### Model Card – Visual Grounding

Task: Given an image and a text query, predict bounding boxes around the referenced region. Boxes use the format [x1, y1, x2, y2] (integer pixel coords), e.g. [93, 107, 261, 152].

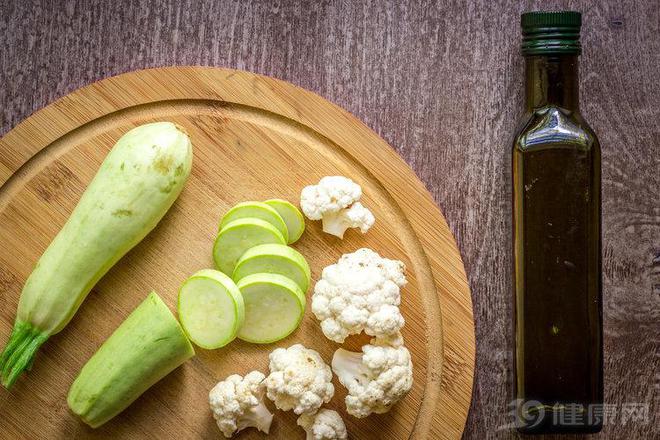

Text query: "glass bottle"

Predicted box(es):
[512, 11, 603, 434]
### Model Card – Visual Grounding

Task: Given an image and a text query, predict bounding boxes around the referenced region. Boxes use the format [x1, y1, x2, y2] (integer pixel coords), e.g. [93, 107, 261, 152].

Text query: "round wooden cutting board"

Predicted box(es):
[0, 67, 474, 439]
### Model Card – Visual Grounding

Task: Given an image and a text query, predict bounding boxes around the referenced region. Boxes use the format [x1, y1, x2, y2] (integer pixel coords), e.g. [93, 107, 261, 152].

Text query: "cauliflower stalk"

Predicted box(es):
[312, 248, 407, 343]
[209, 371, 274, 438]
[265, 344, 335, 415]
[297, 409, 348, 440]
[332, 333, 413, 418]
[300, 176, 375, 238]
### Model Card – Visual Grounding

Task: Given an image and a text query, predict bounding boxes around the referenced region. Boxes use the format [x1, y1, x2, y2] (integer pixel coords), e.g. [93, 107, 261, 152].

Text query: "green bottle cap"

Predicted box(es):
[521, 11, 581, 55]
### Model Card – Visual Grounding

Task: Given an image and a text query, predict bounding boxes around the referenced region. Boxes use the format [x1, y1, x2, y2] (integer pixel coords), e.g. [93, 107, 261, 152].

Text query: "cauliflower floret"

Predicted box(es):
[265, 344, 335, 415]
[331, 334, 413, 418]
[300, 176, 374, 238]
[209, 371, 273, 438]
[312, 248, 407, 342]
[300, 176, 361, 220]
[297, 409, 348, 440]
[321, 202, 375, 238]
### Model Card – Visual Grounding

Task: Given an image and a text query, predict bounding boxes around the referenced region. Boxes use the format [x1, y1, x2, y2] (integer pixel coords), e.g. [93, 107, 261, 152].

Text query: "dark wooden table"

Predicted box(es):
[1, 1, 658, 439]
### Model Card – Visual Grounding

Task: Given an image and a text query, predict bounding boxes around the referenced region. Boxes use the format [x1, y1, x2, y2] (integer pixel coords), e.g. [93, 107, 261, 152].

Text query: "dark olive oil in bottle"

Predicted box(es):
[513, 12, 602, 433]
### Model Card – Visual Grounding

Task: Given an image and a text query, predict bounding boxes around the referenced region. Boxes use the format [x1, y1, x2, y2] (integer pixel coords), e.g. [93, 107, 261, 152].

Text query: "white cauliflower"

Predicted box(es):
[208, 371, 273, 438]
[312, 248, 407, 343]
[265, 344, 335, 415]
[300, 176, 375, 238]
[320, 202, 375, 238]
[297, 409, 348, 440]
[332, 333, 413, 418]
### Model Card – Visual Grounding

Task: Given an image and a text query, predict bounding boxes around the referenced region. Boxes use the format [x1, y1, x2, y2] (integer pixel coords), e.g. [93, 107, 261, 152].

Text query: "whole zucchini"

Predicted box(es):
[0, 122, 193, 387]
[68, 291, 195, 427]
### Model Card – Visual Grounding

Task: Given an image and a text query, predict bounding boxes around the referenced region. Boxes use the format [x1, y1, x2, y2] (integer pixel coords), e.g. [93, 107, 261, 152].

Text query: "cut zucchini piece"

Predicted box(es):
[237, 273, 305, 344]
[220, 201, 289, 243]
[67, 292, 195, 428]
[233, 244, 311, 292]
[213, 218, 286, 275]
[177, 269, 245, 349]
[264, 199, 305, 244]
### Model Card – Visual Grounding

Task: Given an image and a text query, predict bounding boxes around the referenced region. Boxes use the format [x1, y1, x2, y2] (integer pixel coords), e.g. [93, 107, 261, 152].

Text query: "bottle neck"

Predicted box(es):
[525, 55, 579, 112]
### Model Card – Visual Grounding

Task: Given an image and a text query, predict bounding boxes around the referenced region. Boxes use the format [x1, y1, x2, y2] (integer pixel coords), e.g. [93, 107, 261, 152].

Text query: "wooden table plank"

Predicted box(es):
[1, 1, 658, 438]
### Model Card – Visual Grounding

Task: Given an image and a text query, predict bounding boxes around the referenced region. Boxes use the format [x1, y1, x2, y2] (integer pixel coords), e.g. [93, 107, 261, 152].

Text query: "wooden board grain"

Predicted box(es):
[0, 67, 474, 439]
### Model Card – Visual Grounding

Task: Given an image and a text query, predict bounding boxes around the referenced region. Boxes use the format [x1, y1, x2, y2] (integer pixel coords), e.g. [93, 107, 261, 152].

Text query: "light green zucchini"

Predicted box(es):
[213, 218, 286, 275]
[264, 199, 305, 243]
[219, 201, 289, 243]
[232, 243, 311, 292]
[67, 291, 195, 428]
[177, 269, 245, 349]
[0, 122, 193, 388]
[236, 273, 306, 344]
